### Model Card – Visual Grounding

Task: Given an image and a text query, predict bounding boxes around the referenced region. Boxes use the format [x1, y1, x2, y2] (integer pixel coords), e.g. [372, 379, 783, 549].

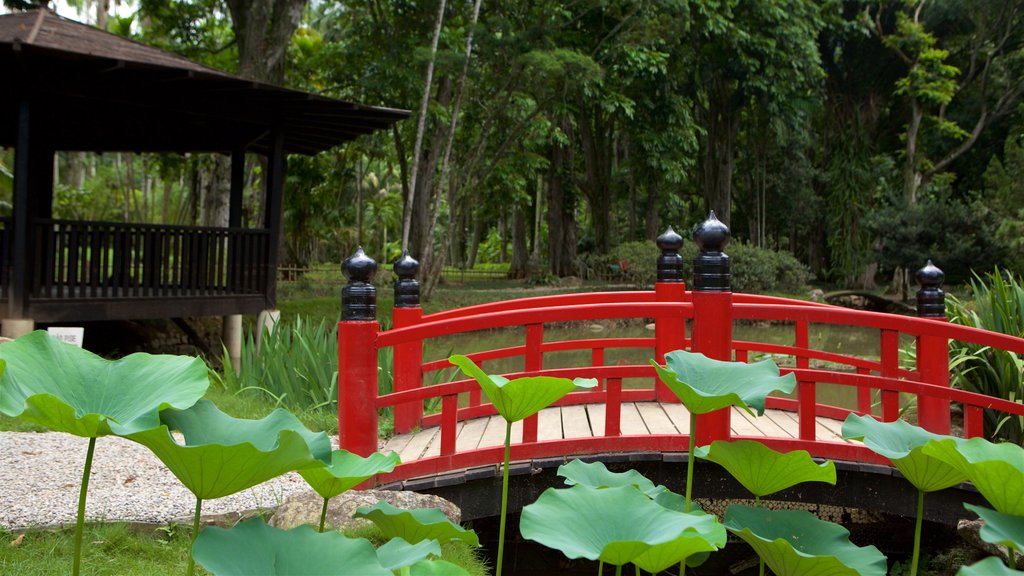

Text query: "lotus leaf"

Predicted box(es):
[651, 350, 796, 415]
[0, 330, 209, 436]
[557, 459, 666, 498]
[409, 559, 470, 575]
[354, 501, 480, 546]
[923, 438, 1024, 515]
[122, 399, 332, 500]
[375, 537, 441, 571]
[520, 484, 723, 567]
[299, 449, 400, 499]
[449, 354, 596, 422]
[957, 557, 1024, 575]
[724, 504, 888, 576]
[841, 414, 965, 492]
[694, 440, 836, 498]
[191, 517, 390, 575]
[631, 508, 727, 573]
[964, 503, 1024, 555]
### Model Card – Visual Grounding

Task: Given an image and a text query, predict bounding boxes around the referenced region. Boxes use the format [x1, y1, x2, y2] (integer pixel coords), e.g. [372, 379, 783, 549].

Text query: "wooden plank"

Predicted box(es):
[620, 403, 649, 435]
[392, 427, 437, 462]
[661, 403, 692, 434]
[383, 431, 413, 455]
[760, 409, 797, 438]
[729, 407, 765, 437]
[586, 403, 606, 436]
[773, 410, 840, 442]
[636, 402, 678, 435]
[477, 416, 507, 449]
[537, 407, 563, 442]
[814, 415, 849, 442]
[562, 404, 594, 438]
[422, 422, 462, 458]
[456, 416, 489, 452]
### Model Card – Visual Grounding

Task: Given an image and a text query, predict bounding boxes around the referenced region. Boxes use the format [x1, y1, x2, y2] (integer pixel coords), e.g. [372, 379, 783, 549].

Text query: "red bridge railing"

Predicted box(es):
[336, 221, 1024, 485]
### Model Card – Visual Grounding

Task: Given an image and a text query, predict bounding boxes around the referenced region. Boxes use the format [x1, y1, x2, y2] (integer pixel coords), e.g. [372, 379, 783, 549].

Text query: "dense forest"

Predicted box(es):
[2, 0, 1023, 296]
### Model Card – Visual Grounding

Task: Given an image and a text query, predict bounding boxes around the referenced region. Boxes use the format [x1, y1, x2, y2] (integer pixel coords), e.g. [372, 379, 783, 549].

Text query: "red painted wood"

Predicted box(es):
[856, 367, 873, 415]
[391, 306, 423, 434]
[916, 318, 951, 433]
[655, 282, 687, 401]
[796, 321, 815, 441]
[965, 406, 984, 438]
[605, 377, 622, 436]
[419, 338, 654, 373]
[591, 347, 605, 390]
[337, 320, 379, 457]
[441, 395, 458, 455]
[522, 324, 543, 443]
[691, 291, 732, 443]
[424, 291, 657, 322]
[880, 330, 900, 421]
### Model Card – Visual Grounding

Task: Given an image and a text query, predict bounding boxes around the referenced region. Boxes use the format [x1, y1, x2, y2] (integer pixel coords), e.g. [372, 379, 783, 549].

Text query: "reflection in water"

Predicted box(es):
[419, 321, 889, 410]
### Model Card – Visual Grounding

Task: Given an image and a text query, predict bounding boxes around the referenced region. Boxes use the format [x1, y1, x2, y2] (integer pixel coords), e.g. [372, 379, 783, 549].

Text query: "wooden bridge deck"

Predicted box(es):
[383, 402, 851, 464]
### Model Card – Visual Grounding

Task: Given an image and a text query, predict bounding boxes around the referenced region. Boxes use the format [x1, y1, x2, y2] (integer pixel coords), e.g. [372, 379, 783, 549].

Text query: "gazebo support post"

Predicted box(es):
[221, 146, 247, 370]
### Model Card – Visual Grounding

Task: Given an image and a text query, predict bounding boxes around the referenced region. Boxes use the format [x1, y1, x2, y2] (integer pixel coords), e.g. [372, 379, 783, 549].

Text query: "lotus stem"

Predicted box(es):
[496, 420, 512, 576]
[614, 564, 622, 576]
[910, 490, 924, 576]
[598, 560, 603, 575]
[72, 437, 97, 576]
[686, 411, 696, 512]
[188, 497, 203, 576]
[319, 496, 329, 533]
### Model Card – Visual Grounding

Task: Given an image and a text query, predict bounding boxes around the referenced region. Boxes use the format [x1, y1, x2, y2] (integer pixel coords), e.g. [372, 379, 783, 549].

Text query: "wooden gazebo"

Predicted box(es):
[0, 9, 407, 337]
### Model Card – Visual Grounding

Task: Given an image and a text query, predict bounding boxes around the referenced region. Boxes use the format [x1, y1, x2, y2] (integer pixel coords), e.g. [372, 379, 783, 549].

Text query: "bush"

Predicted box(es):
[948, 269, 1024, 444]
[591, 240, 810, 293]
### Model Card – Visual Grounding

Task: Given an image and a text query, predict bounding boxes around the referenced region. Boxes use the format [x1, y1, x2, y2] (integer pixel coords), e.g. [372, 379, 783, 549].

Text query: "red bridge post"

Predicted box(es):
[338, 247, 380, 457]
[915, 261, 950, 434]
[392, 251, 423, 434]
[690, 212, 732, 444]
[655, 227, 687, 402]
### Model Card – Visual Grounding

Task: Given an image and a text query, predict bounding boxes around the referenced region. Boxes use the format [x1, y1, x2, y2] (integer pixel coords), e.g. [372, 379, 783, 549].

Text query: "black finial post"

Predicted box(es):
[692, 211, 731, 292]
[916, 260, 945, 318]
[656, 227, 685, 282]
[341, 247, 377, 320]
[393, 250, 421, 308]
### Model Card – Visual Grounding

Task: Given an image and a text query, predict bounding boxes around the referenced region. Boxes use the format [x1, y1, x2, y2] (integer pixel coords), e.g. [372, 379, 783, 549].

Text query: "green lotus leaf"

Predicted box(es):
[694, 440, 837, 498]
[923, 438, 1024, 515]
[299, 450, 400, 499]
[354, 501, 480, 547]
[964, 503, 1024, 555]
[375, 537, 441, 571]
[957, 557, 1024, 576]
[121, 399, 331, 500]
[842, 414, 965, 492]
[651, 350, 796, 415]
[557, 459, 666, 498]
[409, 559, 470, 576]
[191, 517, 389, 575]
[449, 354, 597, 422]
[724, 504, 888, 576]
[632, 507, 727, 573]
[520, 484, 723, 567]
[0, 330, 208, 437]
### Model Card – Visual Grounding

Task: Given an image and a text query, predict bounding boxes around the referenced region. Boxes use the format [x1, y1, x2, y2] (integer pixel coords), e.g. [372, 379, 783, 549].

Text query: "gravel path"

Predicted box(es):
[0, 431, 327, 530]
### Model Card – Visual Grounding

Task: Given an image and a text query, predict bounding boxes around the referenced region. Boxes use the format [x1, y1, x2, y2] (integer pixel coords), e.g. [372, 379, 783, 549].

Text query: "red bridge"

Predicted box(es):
[334, 221, 1024, 524]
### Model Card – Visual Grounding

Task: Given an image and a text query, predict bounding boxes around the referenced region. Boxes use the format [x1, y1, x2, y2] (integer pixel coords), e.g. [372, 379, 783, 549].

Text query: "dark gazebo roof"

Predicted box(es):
[0, 9, 408, 155]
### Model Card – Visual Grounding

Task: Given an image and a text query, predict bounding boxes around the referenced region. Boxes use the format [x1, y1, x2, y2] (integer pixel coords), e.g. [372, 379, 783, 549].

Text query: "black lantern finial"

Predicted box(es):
[341, 247, 377, 320]
[393, 250, 421, 308]
[916, 260, 945, 318]
[692, 211, 731, 292]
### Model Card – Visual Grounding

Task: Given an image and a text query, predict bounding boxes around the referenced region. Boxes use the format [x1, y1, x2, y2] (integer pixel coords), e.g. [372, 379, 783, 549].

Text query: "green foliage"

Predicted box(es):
[652, 350, 797, 416]
[923, 438, 1024, 515]
[963, 503, 1024, 557]
[121, 399, 331, 501]
[724, 504, 888, 576]
[220, 317, 339, 416]
[191, 518, 390, 575]
[557, 459, 665, 497]
[694, 440, 836, 498]
[957, 557, 1024, 575]
[298, 450, 400, 500]
[519, 484, 725, 569]
[947, 270, 1024, 443]
[353, 501, 480, 547]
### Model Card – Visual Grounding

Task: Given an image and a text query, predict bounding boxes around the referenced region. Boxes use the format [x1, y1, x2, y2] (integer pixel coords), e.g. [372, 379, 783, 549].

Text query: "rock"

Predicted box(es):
[958, 518, 1024, 565]
[645, 323, 656, 331]
[269, 489, 461, 531]
[559, 276, 582, 288]
[588, 324, 605, 332]
[809, 289, 824, 302]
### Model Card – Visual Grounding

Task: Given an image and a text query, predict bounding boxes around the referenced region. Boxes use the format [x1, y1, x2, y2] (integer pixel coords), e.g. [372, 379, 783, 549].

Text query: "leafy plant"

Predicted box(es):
[520, 484, 725, 575]
[922, 437, 1024, 515]
[957, 557, 1024, 575]
[963, 503, 1024, 570]
[947, 269, 1024, 444]
[694, 440, 836, 501]
[842, 414, 967, 576]
[724, 504, 888, 576]
[449, 354, 596, 576]
[120, 399, 332, 576]
[192, 517, 391, 575]
[298, 449, 400, 531]
[651, 350, 797, 510]
[0, 331, 209, 576]
[354, 501, 480, 547]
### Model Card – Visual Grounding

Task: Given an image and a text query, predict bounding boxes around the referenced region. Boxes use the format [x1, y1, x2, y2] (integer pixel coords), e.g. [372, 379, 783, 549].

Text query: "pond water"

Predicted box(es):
[419, 320, 907, 411]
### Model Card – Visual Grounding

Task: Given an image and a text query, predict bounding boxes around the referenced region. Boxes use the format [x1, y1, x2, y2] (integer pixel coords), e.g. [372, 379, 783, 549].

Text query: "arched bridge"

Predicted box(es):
[334, 225, 1024, 525]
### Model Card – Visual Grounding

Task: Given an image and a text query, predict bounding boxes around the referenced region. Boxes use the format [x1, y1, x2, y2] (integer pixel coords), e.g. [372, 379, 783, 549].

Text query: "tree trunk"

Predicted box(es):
[547, 135, 577, 276]
[701, 78, 739, 225]
[644, 182, 660, 241]
[509, 201, 529, 279]
[577, 99, 613, 253]
[903, 99, 923, 203]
